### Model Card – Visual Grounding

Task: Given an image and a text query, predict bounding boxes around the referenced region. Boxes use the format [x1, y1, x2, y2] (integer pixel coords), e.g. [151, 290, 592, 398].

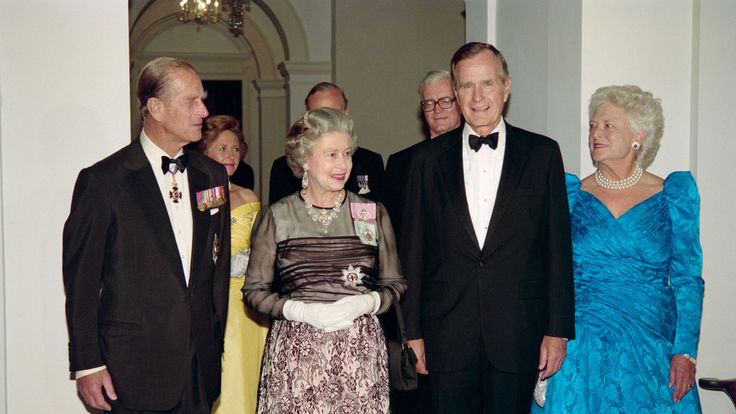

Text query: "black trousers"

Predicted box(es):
[429, 339, 537, 414]
[390, 374, 433, 413]
[106, 353, 210, 414]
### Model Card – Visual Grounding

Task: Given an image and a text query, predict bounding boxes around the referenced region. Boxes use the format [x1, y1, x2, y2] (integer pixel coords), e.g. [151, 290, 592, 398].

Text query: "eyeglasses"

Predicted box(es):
[421, 96, 456, 112]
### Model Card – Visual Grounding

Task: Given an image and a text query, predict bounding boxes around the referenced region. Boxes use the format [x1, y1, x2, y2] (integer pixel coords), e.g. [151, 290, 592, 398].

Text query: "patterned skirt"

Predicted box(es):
[256, 315, 390, 414]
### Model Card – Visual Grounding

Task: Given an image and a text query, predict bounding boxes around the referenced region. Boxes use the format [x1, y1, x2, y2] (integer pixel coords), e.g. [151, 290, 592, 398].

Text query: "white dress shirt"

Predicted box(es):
[462, 120, 507, 249]
[140, 130, 194, 285]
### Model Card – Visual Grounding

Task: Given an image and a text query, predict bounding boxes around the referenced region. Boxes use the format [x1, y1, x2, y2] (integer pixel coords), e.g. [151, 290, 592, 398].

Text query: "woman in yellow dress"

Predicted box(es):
[198, 115, 269, 413]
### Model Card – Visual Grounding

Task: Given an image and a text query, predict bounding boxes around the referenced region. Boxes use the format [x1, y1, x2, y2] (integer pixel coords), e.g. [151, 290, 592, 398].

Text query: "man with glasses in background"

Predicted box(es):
[383, 71, 461, 413]
[384, 70, 462, 233]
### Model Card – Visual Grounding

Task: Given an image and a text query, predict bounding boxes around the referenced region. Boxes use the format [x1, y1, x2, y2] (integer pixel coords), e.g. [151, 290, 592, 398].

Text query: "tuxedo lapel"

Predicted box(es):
[482, 126, 529, 252]
[436, 135, 480, 250]
[186, 155, 212, 287]
[122, 142, 186, 287]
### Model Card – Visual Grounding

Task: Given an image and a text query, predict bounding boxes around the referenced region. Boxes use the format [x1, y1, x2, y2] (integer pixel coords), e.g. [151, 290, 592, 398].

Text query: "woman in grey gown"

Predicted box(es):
[243, 108, 406, 414]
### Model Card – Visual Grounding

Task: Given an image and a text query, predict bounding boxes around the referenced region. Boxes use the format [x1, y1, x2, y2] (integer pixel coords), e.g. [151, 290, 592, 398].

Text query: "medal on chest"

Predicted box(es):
[356, 175, 371, 194]
[169, 174, 183, 203]
[350, 202, 378, 246]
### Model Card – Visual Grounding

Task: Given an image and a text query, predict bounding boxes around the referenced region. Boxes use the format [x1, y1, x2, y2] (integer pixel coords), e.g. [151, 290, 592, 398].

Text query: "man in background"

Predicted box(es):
[384, 70, 462, 232]
[383, 69, 461, 414]
[268, 82, 385, 204]
[63, 57, 230, 413]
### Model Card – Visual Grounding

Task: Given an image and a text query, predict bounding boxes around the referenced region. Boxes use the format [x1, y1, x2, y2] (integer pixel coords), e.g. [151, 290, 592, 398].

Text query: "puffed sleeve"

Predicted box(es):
[242, 206, 286, 318]
[374, 202, 407, 314]
[565, 172, 581, 212]
[664, 171, 705, 357]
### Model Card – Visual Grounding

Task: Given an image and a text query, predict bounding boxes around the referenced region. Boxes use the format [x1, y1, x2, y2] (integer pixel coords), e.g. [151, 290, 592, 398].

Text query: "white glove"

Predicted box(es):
[331, 292, 381, 317]
[283, 293, 381, 332]
[319, 292, 381, 332]
[282, 300, 354, 332]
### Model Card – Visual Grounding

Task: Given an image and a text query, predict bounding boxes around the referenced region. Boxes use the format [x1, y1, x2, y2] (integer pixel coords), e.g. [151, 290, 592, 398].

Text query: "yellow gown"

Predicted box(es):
[213, 202, 269, 414]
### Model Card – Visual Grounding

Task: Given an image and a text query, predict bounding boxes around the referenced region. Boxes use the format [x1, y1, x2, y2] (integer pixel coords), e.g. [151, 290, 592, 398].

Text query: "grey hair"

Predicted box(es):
[418, 70, 452, 96]
[589, 85, 664, 169]
[136, 57, 198, 119]
[284, 108, 358, 178]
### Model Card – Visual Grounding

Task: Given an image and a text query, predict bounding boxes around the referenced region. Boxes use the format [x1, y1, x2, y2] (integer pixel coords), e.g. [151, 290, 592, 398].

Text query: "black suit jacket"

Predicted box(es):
[399, 123, 574, 373]
[63, 139, 230, 410]
[384, 140, 428, 238]
[268, 146, 385, 204]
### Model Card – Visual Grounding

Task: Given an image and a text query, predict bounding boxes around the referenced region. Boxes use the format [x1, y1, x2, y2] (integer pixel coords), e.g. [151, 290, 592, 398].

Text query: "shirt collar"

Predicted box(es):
[140, 130, 185, 175]
[462, 118, 506, 146]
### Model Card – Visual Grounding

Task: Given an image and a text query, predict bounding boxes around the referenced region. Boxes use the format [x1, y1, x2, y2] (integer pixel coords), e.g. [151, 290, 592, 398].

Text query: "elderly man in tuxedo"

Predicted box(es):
[400, 42, 574, 413]
[63, 57, 230, 413]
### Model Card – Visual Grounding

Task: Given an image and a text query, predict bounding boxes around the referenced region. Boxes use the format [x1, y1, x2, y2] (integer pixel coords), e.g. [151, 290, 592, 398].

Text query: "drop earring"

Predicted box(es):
[302, 173, 309, 189]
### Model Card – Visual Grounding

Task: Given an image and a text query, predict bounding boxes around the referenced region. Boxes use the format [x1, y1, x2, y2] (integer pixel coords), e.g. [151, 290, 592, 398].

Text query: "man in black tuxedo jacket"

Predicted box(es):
[384, 70, 462, 234]
[63, 57, 230, 413]
[400, 42, 574, 413]
[386, 69, 462, 414]
[268, 82, 385, 204]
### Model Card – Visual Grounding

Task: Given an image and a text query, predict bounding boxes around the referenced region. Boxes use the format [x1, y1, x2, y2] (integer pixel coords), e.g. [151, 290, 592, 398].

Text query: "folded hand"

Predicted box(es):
[283, 293, 380, 332]
[669, 355, 696, 403]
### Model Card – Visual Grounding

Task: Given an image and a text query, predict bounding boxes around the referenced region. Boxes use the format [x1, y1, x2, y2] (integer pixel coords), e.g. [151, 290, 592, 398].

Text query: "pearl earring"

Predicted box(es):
[632, 142, 641, 150]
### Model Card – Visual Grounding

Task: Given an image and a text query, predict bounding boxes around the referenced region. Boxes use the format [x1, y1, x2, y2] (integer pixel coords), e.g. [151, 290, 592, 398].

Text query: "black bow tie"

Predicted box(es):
[468, 132, 499, 151]
[161, 154, 189, 175]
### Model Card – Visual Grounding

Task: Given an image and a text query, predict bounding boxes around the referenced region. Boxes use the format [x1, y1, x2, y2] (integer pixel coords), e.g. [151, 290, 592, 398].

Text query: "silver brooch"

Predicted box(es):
[341, 265, 365, 287]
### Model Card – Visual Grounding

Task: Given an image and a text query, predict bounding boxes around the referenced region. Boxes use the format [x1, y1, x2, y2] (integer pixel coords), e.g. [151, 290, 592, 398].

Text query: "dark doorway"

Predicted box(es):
[203, 80, 242, 124]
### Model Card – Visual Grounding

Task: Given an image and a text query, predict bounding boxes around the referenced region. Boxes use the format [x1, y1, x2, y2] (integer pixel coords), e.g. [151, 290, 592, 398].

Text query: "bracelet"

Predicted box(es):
[679, 354, 697, 366]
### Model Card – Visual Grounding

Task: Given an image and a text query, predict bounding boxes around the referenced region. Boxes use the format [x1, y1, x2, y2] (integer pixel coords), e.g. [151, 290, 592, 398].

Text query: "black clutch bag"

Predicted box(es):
[386, 289, 418, 391]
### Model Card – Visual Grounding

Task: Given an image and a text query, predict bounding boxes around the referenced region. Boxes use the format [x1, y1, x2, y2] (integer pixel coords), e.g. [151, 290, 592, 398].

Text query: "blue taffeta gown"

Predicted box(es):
[533, 172, 704, 414]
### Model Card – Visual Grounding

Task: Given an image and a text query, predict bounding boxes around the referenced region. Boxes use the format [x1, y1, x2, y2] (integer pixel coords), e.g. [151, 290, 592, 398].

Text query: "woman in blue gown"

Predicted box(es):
[533, 85, 704, 413]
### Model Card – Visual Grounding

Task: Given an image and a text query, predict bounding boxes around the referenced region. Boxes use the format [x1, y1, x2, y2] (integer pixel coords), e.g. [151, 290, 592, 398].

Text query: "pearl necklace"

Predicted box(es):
[302, 189, 344, 233]
[594, 164, 644, 190]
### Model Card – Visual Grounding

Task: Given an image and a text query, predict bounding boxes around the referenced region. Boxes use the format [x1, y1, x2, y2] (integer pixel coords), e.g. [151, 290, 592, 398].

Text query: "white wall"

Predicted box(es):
[496, 0, 582, 174]
[0, 1, 130, 412]
[466, 0, 496, 43]
[287, 0, 331, 61]
[694, 1, 736, 412]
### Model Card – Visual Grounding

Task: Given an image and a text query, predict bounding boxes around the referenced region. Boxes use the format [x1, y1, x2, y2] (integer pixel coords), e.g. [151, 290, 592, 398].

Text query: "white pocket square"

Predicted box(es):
[210, 208, 219, 215]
